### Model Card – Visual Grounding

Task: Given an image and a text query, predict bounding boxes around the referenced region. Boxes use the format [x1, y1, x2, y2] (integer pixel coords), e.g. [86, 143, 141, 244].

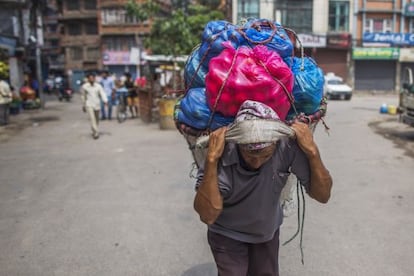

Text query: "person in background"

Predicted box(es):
[100, 70, 115, 120]
[81, 73, 108, 139]
[124, 73, 138, 118]
[194, 100, 333, 276]
[0, 77, 12, 125]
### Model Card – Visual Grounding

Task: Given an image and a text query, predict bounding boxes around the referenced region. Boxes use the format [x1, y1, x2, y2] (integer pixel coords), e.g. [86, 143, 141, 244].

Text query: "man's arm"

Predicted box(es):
[193, 127, 226, 225]
[291, 122, 332, 203]
[98, 84, 108, 103]
[80, 85, 86, 108]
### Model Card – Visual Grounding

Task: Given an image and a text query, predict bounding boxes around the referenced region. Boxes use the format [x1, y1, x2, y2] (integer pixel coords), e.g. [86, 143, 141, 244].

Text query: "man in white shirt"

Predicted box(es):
[80, 73, 108, 139]
[0, 79, 13, 125]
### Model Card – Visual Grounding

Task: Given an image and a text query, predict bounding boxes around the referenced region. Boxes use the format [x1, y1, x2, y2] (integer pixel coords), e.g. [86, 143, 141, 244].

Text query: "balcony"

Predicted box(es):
[100, 0, 128, 8]
[59, 10, 97, 21]
[0, 0, 27, 8]
[60, 34, 100, 47]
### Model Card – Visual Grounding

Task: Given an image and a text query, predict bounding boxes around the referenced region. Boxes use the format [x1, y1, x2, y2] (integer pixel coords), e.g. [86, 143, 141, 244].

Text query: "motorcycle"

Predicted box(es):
[54, 77, 72, 102]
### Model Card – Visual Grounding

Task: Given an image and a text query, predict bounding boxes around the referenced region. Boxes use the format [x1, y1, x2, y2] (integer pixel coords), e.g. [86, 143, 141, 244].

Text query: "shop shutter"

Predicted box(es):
[354, 60, 395, 91]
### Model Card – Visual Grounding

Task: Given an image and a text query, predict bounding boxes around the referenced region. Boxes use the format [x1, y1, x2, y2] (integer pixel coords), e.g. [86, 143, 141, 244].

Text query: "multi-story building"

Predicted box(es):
[58, 0, 101, 77]
[233, 0, 353, 83]
[42, 0, 64, 74]
[233, 0, 414, 92]
[0, 0, 29, 89]
[353, 0, 414, 92]
[98, 0, 152, 79]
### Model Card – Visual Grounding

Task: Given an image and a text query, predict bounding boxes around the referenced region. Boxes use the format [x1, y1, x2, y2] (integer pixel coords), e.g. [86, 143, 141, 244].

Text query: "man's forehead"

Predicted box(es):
[240, 144, 276, 156]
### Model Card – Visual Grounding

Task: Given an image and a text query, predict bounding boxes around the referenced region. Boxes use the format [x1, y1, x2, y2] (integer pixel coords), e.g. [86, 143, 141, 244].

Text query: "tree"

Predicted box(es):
[127, 0, 225, 56]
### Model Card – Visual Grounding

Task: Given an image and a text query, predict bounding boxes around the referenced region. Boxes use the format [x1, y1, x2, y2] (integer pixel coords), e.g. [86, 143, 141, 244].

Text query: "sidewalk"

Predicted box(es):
[0, 95, 72, 143]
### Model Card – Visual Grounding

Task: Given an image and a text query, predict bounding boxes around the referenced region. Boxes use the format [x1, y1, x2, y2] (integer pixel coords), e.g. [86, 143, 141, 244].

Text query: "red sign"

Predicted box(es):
[326, 33, 352, 49]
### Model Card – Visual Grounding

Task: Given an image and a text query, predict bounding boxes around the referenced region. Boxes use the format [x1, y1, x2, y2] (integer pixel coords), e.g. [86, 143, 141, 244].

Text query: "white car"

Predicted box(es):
[324, 73, 352, 100]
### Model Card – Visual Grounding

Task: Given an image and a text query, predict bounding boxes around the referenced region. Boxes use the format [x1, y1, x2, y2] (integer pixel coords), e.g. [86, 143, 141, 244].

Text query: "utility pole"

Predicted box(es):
[34, 7, 44, 108]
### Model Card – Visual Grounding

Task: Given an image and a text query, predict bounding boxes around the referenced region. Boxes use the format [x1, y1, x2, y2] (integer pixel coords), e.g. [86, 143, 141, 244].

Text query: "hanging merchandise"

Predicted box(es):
[205, 42, 294, 119]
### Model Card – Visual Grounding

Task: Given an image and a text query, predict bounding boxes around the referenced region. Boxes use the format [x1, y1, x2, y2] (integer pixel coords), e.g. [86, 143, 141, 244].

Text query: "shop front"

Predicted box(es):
[297, 33, 351, 81]
[102, 48, 140, 79]
[352, 47, 399, 92]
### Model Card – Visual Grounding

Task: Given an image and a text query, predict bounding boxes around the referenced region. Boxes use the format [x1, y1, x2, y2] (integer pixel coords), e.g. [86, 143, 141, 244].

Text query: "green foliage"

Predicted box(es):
[127, 1, 225, 56]
[126, 0, 160, 22]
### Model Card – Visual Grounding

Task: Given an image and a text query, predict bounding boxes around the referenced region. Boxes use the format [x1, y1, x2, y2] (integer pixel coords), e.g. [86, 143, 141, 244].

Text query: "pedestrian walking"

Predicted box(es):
[124, 73, 138, 118]
[80, 73, 108, 139]
[193, 100, 333, 276]
[100, 70, 115, 120]
[0, 78, 12, 125]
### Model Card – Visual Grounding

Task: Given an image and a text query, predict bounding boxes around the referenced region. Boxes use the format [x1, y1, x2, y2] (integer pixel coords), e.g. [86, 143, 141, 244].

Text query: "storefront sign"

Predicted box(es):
[363, 32, 414, 46]
[297, 34, 326, 48]
[399, 48, 414, 62]
[405, 3, 414, 17]
[0, 35, 17, 56]
[326, 33, 352, 49]
[352, 47, 399, 60]
[102, 51, 135, 65]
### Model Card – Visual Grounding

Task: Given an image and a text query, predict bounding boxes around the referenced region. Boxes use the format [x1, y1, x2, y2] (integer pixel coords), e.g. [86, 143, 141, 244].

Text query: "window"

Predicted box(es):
[364, 18, 393, 33]
[275, 0, 312, 33]
[101, 9, 139, 25]
[85, 22, 98, 35]
[237, 0, 260, 22]
[329, 1, 349, 32]
[70, 47, 83, 60]
[66, 0, 80, 11]
[86, 47, 100, 60]
[103, 36, 136, 51]
[84, 0, 97, 10]
[47, 24, 58, 33]
[410, 19, 414, 32]
[67, 23, 81, 35]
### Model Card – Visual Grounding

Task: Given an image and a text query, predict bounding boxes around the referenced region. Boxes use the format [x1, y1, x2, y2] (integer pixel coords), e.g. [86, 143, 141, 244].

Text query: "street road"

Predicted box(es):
[0, 93, 413, 276]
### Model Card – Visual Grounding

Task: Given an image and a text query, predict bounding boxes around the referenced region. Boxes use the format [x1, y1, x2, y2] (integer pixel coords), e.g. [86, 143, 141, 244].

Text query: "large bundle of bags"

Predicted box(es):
[176, 18, 326, 145]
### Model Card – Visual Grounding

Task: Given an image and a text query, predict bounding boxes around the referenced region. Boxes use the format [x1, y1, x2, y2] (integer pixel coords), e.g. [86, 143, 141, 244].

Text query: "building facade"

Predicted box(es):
[353, 0, 414, 92]
[232, 0, 353, 84]
[98, 0, 152, 79]
[0, 0, 29, 90]
[59, 0, 101, 74]
[42, 0, 64, 74]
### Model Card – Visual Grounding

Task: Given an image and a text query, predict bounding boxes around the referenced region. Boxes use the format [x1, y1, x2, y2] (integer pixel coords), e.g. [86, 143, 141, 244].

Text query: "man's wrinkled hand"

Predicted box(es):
[291, 122, 317, 156]
[207, 127, 227, 162]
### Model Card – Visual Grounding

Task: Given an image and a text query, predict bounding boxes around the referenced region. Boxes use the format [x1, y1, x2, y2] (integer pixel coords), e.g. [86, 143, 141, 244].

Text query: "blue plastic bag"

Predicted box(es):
[177, 87, 234, 130]
[198, 20, 245, 69]
[287, 57, 324, 118]
[184, 47, 208, 89]
[241, 18, 294, 59]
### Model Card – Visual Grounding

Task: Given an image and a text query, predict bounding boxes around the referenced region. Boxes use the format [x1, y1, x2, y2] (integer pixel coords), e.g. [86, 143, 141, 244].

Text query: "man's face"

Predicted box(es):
[239, 144, 276, 170]
[88, 75, 95, 83]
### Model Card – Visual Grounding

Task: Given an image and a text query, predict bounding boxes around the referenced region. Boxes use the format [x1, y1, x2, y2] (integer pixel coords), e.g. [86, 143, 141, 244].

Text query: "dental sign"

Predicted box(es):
[363, 32, 414, 46]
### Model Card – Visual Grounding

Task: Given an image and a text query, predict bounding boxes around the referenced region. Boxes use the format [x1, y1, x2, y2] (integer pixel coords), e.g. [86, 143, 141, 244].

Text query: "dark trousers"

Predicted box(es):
[208, 229, 280, 276]
[0, 103, 10, 125]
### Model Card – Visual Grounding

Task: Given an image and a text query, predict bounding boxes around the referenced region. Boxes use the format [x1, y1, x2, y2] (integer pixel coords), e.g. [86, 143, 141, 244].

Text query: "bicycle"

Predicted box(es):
[116, 91, 128, 123]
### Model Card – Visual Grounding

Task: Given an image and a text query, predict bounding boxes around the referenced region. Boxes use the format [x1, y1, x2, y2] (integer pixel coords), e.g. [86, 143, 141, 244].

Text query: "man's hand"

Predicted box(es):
[207, 127, 227, 163]
[82, 106, 86, 113]
[291, 122, 317, 157]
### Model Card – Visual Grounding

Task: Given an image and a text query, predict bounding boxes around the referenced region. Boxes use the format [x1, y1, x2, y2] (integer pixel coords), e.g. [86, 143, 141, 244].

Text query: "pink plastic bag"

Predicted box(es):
[205, 42, 294, 119]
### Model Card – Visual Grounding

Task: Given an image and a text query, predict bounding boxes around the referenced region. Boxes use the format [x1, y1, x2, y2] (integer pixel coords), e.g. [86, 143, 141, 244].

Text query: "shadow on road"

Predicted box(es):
[369, 117, 414, 158]
[181, 262, 216, 276]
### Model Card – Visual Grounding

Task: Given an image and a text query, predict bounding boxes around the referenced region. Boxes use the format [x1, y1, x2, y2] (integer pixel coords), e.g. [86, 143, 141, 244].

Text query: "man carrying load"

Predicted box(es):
[193, 100, 332, 276]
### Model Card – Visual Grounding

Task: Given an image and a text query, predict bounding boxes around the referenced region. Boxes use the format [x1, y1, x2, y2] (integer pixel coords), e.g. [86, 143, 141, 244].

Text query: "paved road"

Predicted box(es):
[0, 93, 413, 276]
